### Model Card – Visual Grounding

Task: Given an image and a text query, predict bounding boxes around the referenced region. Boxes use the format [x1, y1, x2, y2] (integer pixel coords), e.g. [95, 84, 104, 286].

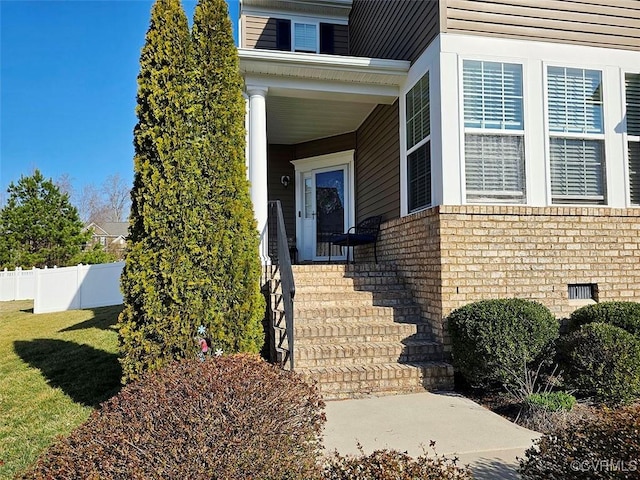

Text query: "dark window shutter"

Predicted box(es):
[276, 19, 291, 51]
[320, 23, 334, 54]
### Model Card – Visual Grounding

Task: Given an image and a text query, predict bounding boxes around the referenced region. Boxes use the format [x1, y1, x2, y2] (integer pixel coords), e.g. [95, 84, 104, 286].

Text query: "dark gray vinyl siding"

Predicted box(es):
[242, 15, 349, 54]
[444, 0, 640, 51]
[293, 132, 356, 160]
[349, 0, 440, 62]
[355, 102, 400, 222]
[268, 145, 296, 239]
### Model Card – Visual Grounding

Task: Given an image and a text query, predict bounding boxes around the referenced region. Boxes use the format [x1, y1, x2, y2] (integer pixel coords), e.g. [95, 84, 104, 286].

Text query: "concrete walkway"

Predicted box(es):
[323, 392, 541, 480]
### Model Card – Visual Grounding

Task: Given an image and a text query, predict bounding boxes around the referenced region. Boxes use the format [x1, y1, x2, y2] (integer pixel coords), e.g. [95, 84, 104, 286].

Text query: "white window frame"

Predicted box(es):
[544, 64, 607, 204]
[461, 59, 527, 204]
[624, 71, 640, 206]
[292, 21, 319, 53]
[405, 71, 432, 213]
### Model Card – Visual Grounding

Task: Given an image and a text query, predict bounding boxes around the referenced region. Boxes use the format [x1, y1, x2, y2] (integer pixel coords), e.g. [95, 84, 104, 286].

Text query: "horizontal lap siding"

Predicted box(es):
[356, 102, 400, 222]
[445, 0, 640, 51]
[293, 132, 356, 160]
[334, 24, 349, 55]
[349, 0, 440, 61]
[268, 145, 296, 239]
[243, 15, 277, 50]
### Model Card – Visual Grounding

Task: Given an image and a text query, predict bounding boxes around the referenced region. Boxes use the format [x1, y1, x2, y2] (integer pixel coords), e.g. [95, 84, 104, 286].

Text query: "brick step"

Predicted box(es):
[295, 281, 407, 292]
[293, 323, 433, 345]
[292, 263, 399, 275]
[294, 305, 422, 321]
[294, 289, 412, 302]
[295, 340, 446, 368]
[297, 362, 454, 400]
[293, 296, 416, 308]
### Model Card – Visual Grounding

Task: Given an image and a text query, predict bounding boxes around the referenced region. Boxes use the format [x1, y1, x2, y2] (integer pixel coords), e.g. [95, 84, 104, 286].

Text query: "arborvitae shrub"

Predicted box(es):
[21, 355, 325, 480]
[559, 322, 640, 405]
[568, 301, 640, 335]
[519, 404, 640, 479]
[323, 447, 473, 480]
[448, 299, 559, 389]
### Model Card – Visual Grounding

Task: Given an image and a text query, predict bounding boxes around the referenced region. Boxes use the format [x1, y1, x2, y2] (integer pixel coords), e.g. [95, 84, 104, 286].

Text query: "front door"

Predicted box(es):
[294, 151, 354, 262]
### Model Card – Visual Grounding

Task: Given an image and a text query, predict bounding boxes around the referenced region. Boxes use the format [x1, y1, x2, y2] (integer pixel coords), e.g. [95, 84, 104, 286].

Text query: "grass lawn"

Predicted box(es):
[0, 301, 122, 479]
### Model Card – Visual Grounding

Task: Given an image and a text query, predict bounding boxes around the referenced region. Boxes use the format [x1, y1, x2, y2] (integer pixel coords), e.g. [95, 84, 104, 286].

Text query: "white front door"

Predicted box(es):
[293, 151, 355, 262]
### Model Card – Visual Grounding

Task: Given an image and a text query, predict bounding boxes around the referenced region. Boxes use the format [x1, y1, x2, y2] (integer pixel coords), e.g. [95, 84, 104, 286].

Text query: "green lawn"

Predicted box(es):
[0, 301, 122, 479]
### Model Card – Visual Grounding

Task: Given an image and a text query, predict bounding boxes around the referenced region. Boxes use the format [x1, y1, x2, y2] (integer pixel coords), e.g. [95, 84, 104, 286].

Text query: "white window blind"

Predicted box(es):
[626, 73, 640, 205]
[550, 138, 604, 201]
[463, 60, 525, 203]
[465, 135, 525, 202]
[405, 72, 431, 212]
[547, 67, 605, 203]
[294, 23, 317, 53]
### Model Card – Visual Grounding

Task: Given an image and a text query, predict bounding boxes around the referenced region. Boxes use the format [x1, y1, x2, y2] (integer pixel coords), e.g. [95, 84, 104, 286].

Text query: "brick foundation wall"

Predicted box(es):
[366, 205, 640, 346]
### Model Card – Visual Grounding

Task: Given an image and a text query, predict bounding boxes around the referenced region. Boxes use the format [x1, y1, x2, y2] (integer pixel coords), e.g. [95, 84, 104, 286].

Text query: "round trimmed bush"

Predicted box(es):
[448, 298, 559, 389]
[559, 322, 640, 405]
[568, 301, 640, 335]
[21, 354, 325, 479]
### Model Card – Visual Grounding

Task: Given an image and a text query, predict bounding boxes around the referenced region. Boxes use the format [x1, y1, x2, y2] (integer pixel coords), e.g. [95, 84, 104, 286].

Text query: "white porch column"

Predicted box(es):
[247, 86, 269, 264]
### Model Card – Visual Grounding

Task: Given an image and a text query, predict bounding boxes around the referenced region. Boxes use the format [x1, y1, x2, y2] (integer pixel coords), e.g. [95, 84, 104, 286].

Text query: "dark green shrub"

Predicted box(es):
[21, 355, 325, 480]
[525, 392, 576, 412]
[519, 404, 640, 479]
[559, 322, 640, 405]
[448, 299, 559, 389]
[568, 301, 640, 335]
[323, 446, 473, 480]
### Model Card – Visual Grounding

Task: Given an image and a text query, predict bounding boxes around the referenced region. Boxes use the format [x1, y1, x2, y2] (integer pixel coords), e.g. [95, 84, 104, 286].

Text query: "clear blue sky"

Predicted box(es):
[0, 0, 239, 202]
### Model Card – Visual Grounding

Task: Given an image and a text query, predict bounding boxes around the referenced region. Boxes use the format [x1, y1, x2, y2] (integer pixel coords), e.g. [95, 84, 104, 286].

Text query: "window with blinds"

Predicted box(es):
[463, 60, 525, 203]
[293, 23, 317, 53]
[406, 72, 431, 212]
[626, 73, 640, 205]
[547, 67, 606, 204]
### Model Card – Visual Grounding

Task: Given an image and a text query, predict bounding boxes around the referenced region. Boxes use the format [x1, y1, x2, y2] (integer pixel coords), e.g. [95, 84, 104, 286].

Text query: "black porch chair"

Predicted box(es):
[328, 215, 382, 264]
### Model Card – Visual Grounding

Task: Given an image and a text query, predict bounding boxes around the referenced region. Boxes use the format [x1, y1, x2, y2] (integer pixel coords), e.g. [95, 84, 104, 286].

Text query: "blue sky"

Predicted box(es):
[0, 0, 239, 203]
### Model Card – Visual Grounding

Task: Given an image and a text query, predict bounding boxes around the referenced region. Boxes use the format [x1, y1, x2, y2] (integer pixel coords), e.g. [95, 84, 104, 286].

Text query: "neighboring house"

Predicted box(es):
[85, 222, 128, 257]
[239, 0, 640, 395]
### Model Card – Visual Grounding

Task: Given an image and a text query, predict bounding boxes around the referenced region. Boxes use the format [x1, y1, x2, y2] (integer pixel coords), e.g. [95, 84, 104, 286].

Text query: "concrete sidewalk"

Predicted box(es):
[323, 392, 541, 480]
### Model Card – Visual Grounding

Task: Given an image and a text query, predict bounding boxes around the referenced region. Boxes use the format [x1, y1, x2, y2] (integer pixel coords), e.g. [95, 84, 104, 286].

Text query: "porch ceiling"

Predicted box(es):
[239, 49, 410, 144]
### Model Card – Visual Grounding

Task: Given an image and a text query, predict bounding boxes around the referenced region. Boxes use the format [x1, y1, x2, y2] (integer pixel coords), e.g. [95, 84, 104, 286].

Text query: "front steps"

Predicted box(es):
[290, 264, 453, 400]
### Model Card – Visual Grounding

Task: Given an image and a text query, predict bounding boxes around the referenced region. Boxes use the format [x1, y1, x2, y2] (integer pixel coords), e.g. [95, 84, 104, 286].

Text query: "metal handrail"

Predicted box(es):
[268, 200, 295, 370]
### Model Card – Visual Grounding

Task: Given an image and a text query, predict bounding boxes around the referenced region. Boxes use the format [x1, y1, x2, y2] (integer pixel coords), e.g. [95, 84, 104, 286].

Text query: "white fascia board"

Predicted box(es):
[241, 0, 352, 18]
[239, 49, 410, 86]
[244, 74, 401, 104]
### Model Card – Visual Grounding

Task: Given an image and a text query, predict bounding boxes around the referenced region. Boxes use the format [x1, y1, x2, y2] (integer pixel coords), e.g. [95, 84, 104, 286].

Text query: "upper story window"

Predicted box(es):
[275, 19, 337, 54]
[463, 60, 526, 203]
[406, 72, 431, 212]
[625, 73, 640, 205]
[547, 66, 606, 204]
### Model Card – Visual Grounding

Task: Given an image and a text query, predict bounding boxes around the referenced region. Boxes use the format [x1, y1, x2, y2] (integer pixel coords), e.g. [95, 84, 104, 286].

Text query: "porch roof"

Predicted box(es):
[239, 49, 410, 144]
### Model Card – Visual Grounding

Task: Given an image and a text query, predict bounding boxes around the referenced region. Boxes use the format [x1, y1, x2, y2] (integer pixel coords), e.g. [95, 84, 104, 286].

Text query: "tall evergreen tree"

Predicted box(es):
[0, 170, 89, 268]
[119, 0, 264, 382]
[190, 0, 264, 355]
[119, 0, 195, 381]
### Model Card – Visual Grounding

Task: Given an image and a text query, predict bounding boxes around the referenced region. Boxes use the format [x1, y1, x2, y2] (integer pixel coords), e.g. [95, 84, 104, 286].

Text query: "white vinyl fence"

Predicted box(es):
[0, 267, 37, 301]
[0, 262, 125, 314]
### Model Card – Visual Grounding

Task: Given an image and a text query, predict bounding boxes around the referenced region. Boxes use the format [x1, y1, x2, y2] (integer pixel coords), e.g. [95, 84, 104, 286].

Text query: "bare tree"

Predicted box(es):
[55, 173, 75, 199]
[78, 184, 109, 224]
[102, 173, 131, 222]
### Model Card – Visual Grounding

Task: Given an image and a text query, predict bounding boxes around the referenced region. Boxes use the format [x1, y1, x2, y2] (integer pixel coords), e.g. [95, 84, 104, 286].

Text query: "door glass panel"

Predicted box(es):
[304, 177, 313, 219]
[315, 170, 344, 257]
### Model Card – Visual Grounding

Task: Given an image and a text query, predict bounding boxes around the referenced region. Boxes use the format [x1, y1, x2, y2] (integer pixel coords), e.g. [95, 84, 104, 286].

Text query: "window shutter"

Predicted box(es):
[320, 23, 334, 54]
[276, 19, 291, 51]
